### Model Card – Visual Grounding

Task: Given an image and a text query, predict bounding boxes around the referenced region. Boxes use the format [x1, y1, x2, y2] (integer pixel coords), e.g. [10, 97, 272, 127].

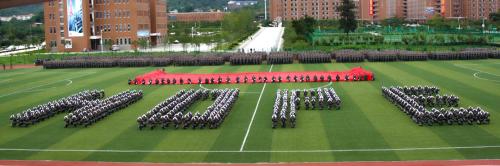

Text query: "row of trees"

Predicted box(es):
[0, 11, 44, 48]
[314, 34, 384, 46]
[217, 8, 259, 50]
[401, 34, 492, 45]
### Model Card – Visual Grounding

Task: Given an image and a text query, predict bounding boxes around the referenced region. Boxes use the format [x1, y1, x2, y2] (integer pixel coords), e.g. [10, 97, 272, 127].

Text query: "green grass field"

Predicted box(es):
[0, 60, 499, 163]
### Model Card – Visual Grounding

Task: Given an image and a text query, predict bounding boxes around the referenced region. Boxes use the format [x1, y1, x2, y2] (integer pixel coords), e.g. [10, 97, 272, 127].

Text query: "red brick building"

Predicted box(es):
[168, 12, 226, 22]
[44, 0, 167, 52]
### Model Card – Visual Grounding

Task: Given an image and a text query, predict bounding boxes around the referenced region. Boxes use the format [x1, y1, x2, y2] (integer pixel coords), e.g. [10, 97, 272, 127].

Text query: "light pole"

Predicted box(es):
[100, 29, 104, 52]
[482, 17, 485, 33]
[264, 0, 267, 20]
[482, 0, 485, 33]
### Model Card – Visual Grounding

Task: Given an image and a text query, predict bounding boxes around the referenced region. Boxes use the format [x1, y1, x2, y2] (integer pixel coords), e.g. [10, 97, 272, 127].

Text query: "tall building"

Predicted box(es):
[44, 0, 167, 52]
[439, 0, 464, 18]
[270, 0, 498, 23]
[358, 0, 397, 21]
[463, 0, 499, 20]
[269, 0, 343, 21]
[405, 0, 428, 21]
[168, 12, 226, 22]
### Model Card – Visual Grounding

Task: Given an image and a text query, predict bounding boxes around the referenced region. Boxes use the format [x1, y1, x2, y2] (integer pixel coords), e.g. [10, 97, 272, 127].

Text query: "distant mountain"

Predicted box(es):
[0, 4, 43, 17]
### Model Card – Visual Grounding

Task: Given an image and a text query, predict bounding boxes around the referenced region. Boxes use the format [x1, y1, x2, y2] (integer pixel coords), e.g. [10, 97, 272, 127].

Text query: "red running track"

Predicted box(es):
[131, 67, 374, 85]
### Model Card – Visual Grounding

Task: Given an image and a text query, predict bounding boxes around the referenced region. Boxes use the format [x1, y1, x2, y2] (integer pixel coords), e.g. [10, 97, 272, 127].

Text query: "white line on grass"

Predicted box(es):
[239, 64, 273, 152]
[472, 72, 500, 83]
[65, 79, 73, 86]
[198, 84, 260, 94]
[1, 145, 500, 153]
[453, 63, 500, 83]
[0, 72, 95, 98]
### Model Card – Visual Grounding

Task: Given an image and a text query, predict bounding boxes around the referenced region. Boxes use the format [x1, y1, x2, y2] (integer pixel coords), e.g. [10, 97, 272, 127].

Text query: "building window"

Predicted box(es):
[50, 40, 57, 47]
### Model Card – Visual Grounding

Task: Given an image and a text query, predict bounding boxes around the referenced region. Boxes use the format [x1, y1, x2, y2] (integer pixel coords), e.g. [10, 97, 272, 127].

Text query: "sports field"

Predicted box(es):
[0, 60, 499, 163]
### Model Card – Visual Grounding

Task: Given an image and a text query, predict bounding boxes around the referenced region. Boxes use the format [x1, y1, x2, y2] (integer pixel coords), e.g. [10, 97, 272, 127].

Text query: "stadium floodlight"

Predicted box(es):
[265, 0, 267, 20]
[100, 29, 104, 52]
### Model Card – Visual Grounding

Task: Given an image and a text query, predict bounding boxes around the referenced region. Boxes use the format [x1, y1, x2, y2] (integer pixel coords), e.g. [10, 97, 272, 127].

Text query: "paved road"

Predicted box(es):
[238, 27, 284, 53]
[0, 48, 40, 57]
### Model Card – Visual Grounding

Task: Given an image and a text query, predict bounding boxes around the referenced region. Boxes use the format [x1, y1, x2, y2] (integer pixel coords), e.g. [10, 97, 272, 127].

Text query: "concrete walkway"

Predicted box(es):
[238, 27, 285, 53]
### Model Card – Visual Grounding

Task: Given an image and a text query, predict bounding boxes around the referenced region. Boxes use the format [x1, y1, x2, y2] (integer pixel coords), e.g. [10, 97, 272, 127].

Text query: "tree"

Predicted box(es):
[490, 10, 500, 22]
[138, 38, 148, 49]
[104, 40, 113, 50]
[381, 17, 405, 27]
[338, 0, 357, 34]
[427, 14, 451, 30]
[291, 15, 316, 40]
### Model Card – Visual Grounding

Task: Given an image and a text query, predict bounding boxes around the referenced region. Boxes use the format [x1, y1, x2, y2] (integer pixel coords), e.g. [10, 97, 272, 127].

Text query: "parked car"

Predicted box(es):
[111, 45, 120, 51]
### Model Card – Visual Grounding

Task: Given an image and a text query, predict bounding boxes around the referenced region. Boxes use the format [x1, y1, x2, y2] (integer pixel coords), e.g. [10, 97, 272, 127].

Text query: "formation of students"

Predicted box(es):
[382, 86, 490, 126]
[137, 89, 239, 130]
[64, 90, 143, 127]
[272, 88, 342, 129]
[42, 49, 499, 69]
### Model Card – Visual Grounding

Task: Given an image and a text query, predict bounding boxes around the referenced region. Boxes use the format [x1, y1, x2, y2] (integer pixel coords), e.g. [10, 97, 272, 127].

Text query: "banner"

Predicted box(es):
[132, 67, 375, 85]
[369, 0, 374, 16]
[67, 0, 84, 37]
[440, 0, 446, 15]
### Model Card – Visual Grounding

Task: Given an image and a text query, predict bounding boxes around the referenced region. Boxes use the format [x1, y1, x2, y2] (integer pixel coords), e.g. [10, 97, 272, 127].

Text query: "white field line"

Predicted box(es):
[453, 64, 500, 83]
[454, 64, 500, 76]
[0, 145, 500, 153]
[198, 84, 260, 94]
[0, 72, 95, 98]
[473, 72, 500, 83]
[239, 64, 274, 152]
[65, 79, 73, 86]
[198, 76, 333, 92]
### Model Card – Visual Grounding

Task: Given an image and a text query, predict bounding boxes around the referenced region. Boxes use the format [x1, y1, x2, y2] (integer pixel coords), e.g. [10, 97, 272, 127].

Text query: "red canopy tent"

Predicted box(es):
[131, 67, 374, 85]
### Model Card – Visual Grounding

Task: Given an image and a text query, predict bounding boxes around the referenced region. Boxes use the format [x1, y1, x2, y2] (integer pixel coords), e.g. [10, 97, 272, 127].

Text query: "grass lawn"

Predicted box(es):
[0, 60, 499, 163]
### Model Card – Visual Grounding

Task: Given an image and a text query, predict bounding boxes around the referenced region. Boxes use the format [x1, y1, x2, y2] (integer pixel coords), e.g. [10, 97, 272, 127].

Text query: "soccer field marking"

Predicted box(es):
[198, 80, 332, 93]
[1, 145, 500, 153]
[239, 64, 273, 152]
[197, 84, 260, 94]
[65, 79, 73, 86]
[0, 72, 95, 98]
[473, 72, 500, 83]
[454, 64, 500, 76]
[453, 63, 500, 83]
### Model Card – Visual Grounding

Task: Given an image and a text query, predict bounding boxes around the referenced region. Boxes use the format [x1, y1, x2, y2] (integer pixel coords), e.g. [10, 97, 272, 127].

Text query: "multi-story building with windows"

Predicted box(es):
[270, 0, 498, 22]
[358, 0, 397, 21]
[269, 0, 344, 21]
[168, 12, 226, 22]
[463, 0, 499, 20]
[44, 0, 167, 52]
